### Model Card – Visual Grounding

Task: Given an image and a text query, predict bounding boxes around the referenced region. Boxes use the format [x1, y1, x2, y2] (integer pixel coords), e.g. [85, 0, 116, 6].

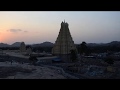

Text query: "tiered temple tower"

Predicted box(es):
[52, 20, 77, 62]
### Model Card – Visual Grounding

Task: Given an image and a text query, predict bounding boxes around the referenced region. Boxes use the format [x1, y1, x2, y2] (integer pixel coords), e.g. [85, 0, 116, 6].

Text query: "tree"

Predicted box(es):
[70, 49, 78, 62]
[104, 55, 114, 65]
[79, 41, 88, 55]
[29, 55, 38, 65]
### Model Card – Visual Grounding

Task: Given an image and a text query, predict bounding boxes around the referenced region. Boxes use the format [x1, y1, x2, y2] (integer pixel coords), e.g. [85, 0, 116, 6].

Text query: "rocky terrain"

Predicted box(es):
[1, 52, 120, 79]
[0, 55, 68, 79]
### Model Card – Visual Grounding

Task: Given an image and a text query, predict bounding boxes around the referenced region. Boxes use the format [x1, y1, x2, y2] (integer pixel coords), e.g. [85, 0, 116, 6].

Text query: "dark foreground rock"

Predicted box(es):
[0, 66, 35, 78]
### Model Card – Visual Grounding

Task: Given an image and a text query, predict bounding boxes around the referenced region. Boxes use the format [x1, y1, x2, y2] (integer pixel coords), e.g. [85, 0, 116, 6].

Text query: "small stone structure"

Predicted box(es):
[26, 46, 32, 55]
[20, 42, 26, 54]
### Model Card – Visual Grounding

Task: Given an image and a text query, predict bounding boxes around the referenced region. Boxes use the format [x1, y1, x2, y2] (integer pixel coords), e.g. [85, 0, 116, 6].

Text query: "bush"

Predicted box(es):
[29, 56, 38, 64]
[70, 49, 78, 62]
[104, 56, 114, 65]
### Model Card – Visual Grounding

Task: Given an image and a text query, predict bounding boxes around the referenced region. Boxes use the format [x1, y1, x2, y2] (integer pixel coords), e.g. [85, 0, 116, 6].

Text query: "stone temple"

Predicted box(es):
[52, 20, 77, 62]
[20, 42, 26, 54]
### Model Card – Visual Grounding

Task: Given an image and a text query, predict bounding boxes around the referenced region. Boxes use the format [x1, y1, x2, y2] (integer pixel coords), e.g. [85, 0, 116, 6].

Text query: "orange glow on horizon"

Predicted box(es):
[0, 32, 7, 43]
[0, 30, 13, 43]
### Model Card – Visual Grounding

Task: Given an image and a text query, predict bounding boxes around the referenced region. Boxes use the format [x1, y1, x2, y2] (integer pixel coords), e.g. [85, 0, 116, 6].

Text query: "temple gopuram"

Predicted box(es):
[52, 20, 77, 62]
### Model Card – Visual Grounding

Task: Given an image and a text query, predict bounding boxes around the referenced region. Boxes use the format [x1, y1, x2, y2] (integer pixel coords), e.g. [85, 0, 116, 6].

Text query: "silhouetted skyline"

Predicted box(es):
[0, 11, 120, 44]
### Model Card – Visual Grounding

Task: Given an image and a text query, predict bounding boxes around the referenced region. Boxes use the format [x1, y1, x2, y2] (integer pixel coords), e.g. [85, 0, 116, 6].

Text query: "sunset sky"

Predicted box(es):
[0, 11, 120, 45]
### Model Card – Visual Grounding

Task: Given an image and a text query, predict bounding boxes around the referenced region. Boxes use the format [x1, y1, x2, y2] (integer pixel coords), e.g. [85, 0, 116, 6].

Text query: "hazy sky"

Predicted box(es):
[0, 11, 120, 45]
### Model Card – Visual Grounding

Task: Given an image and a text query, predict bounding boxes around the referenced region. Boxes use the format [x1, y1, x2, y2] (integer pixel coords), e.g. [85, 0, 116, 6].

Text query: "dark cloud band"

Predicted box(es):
[7, 29, 22, 32]
[7, 29, 28, 33]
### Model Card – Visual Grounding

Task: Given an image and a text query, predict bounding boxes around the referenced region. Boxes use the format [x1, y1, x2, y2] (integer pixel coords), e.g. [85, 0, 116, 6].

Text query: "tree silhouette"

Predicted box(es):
[29, 55, 38, 64]
[70, 49, 78, 62]
[79, 41, 88, 55]
[104, 55, 114, 65]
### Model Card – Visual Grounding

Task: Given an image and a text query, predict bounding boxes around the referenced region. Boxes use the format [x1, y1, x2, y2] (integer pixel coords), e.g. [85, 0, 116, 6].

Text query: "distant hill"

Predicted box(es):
[87, 43, 100, 46]
[0, 41, 120, 48]
[40, 41, 54, 47]
[75, 43, 104, 47]
[1, 42, 77, 48]
[11, 42, 21, 47]
[75, 41, 120, 47]
[0, 43, 10, 47]
[32, 41, 54, 47]
[107, 41, 120, 45]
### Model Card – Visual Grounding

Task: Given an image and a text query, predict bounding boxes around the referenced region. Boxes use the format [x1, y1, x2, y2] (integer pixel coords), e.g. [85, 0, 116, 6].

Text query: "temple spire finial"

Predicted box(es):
[64, 19, 65, 23]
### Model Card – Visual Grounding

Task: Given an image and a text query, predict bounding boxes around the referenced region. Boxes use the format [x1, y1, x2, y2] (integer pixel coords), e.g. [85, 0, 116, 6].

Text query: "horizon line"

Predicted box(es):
[0, 40, 120, 45]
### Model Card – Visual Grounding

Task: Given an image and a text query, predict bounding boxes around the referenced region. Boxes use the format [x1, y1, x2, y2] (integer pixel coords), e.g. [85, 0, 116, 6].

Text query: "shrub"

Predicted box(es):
[104, 56, 114, 65]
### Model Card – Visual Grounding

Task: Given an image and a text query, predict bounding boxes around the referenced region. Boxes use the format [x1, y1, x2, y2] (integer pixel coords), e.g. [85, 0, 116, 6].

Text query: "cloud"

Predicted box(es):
[7, 29, 22, 33]
[24, 31, 28, 33]
[7, 29, 28, 34]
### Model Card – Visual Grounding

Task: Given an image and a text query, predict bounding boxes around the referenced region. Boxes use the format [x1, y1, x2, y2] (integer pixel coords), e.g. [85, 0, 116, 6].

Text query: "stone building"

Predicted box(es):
[20, 42, 26, 54]
[52, 20, 77, 62]
[26, 46, 32, 55]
